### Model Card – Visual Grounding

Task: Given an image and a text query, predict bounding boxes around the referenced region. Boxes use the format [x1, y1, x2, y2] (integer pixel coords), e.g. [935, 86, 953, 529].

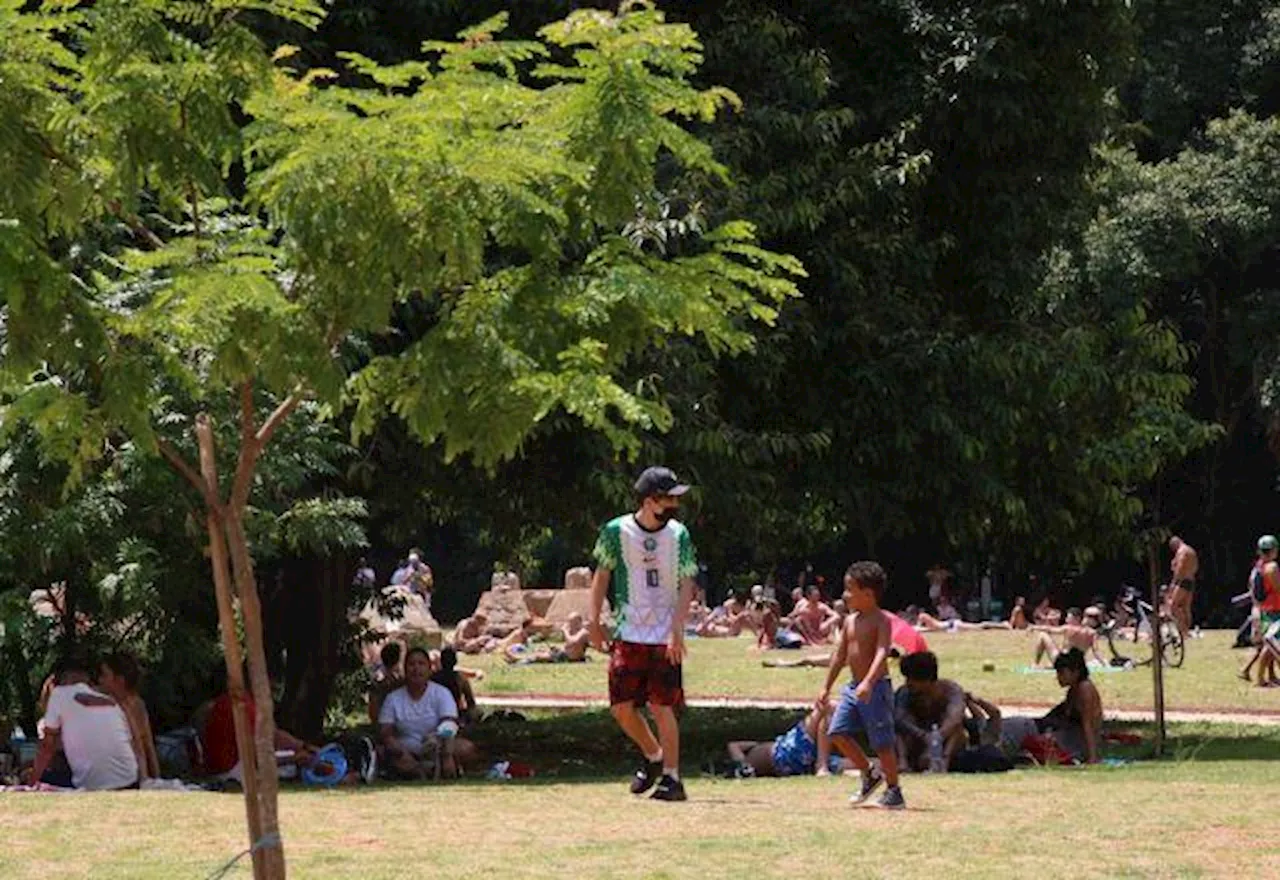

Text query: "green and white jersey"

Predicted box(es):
[593, 514, 698, 646]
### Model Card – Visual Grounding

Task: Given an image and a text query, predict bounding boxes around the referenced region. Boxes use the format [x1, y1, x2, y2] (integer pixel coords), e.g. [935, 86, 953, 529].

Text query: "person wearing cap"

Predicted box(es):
[1240, 535, 1280, 686]
[589, 466, 698, 802]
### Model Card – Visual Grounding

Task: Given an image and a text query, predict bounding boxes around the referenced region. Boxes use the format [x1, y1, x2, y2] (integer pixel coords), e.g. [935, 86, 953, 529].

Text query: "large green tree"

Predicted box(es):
[1, 2, 800, 876]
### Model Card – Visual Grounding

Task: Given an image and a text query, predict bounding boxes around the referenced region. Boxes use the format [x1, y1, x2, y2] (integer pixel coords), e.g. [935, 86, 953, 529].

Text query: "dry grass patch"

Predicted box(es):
[2, 751, 1278, 879]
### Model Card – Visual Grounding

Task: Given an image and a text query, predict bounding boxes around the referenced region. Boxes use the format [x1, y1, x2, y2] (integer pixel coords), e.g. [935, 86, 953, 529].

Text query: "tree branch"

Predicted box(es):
[230, 382, 259, 512]
[256, 392, 300, 447]
[158, 439, 219, 511]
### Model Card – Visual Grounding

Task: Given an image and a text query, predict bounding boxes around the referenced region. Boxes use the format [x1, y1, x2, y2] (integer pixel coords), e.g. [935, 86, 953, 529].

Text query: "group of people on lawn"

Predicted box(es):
[726, 646, 1104, 779]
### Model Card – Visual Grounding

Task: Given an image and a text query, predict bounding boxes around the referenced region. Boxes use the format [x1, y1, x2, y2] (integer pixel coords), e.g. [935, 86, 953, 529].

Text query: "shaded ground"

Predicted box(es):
[4, 714, 1279, 880]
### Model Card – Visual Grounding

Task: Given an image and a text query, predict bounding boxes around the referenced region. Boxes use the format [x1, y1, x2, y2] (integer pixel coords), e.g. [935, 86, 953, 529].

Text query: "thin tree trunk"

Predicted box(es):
[225, 508, 287, 880]
[196, 417, 274, 879]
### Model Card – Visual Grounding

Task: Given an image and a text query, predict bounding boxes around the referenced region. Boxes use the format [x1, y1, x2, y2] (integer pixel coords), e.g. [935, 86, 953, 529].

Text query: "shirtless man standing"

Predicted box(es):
[1169, 536, 1199, 638]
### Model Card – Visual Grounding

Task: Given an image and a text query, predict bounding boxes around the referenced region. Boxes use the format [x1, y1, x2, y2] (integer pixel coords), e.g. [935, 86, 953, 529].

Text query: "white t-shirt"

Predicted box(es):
[377, 683, 458, 755]
[42, 683, 139, 791]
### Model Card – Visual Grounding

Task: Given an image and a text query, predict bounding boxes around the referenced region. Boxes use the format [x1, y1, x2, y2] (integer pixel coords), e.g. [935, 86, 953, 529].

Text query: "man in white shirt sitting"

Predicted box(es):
[27, 655, 139, 790]
[378, 646, 475, 779]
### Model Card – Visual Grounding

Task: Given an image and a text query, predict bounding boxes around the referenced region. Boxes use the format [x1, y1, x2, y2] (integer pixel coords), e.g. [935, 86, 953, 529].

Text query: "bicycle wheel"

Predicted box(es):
[1160, 618, 1185, 668]
[1105, 622, 1145, 667]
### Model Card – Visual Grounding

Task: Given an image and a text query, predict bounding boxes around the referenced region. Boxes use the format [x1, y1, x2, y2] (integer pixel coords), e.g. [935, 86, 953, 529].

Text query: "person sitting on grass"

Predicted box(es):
[379, 647, 477, 779]
[506, 613, 592, 665]
[431, 647, 479, 726]
[790, 585, 842, 645]
[1008, 596, 1029, 630]
[98, 651, 160, 781]
[201, 666, 326, 786]
[368, 641, 405, 724]
[1033, 596, 1063, 626]
[963, 691, 1003, 748]
[755, 599, 805, 650]
[893, 651, 967, 773]
[453, 612, 496, 655]
[1043, 648, 1103, 764]
[498, 617, 539, 662]
[696, 596, 747, 638]
[26, 654, 139, 791]
[1031, 607, 1106, 668]
[725, 702, 851, 778]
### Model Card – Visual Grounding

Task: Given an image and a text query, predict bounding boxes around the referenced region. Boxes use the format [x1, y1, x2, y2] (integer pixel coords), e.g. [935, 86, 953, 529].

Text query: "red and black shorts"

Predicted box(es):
[608, 641, 683, 708]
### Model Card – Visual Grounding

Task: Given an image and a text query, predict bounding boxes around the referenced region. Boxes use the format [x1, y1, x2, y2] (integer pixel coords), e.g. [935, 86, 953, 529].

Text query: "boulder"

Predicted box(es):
[356, 585, 442, 661]
[564, 566, 592, 590]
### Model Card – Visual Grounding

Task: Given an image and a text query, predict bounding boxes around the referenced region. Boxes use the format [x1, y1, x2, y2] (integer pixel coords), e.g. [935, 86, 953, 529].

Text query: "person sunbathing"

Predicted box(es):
[909, 606, 1007, 633]
[725, 702, 850, 778]
[697, 597, 748, 637]
[790, 586, 842, 644]
[506, 614, 591, 664]
[1031, 607, 1106, 667]
[1008, 596, 1029, 630]
[452, 612, 496, 655]
[1033, 597, 1063, 626]
[497, 618, 537, 662]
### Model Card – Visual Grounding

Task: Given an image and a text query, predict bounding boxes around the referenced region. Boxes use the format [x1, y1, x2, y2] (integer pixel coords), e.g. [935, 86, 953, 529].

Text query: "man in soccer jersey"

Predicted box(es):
[589, 466, 698, 802]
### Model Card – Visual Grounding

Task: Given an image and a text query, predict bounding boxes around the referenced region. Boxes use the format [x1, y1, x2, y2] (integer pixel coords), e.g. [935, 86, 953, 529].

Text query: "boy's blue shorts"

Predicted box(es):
[828, 678, 895, 751]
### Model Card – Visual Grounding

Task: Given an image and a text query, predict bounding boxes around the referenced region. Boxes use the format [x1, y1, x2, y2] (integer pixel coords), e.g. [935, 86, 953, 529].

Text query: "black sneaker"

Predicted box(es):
[848, 766, 884, 806]
[630, 760, 662, 795]
[869, 785, 906, 810]
[650, 774, 687, 801]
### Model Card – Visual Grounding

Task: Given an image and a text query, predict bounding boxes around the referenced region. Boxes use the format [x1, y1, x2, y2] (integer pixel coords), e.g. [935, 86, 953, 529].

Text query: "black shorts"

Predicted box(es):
[1175, 579, 1195, 594]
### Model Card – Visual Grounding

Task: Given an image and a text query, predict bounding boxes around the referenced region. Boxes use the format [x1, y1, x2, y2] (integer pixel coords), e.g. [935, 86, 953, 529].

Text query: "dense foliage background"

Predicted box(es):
[5, 0, 1280, 738]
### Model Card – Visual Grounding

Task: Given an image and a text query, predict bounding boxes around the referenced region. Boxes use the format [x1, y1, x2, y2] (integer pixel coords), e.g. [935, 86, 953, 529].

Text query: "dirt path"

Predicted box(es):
[476, 693, 1280, 726]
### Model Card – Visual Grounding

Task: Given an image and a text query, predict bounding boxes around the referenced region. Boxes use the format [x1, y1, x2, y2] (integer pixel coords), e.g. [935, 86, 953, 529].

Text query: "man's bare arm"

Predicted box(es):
[589, 567, 611, 651]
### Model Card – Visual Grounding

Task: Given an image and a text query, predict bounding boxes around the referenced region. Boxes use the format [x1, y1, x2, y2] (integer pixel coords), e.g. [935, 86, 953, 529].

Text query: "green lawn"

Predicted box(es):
[3, 710, 1277, 879]
[466, 628, 1280, 714]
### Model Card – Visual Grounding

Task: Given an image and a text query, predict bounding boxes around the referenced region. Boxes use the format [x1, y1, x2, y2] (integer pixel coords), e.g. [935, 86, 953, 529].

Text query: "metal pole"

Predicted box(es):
[1149, 542, 1166, 757]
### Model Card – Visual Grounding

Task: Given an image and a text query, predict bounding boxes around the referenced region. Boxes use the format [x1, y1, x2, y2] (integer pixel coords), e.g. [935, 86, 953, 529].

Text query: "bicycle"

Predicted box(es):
[1101, 585, 1185, 669]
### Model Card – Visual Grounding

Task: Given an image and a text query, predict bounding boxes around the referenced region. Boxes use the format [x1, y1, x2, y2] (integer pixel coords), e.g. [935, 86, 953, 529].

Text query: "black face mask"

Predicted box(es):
[655, 506, 678, 524]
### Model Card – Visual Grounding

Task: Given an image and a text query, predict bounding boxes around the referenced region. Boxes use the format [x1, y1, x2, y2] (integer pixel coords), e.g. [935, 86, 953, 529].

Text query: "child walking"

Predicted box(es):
[816, 560, 904, 809]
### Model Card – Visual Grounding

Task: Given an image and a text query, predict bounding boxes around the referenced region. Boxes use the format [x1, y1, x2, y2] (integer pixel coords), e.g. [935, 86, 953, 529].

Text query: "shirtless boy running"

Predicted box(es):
[816, 561, 905, 810]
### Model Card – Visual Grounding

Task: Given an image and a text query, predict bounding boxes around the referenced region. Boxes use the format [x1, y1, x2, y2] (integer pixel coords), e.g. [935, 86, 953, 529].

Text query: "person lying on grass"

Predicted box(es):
[906, 605, 1011, 633]
[505, 613, 592, 665]
[725, 702, 851, 778]
[1031, 607, 1106, 668]
[893, 650, 967, 773]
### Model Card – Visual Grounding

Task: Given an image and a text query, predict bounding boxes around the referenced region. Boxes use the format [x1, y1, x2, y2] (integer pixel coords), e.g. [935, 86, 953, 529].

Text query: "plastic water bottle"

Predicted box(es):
[927, 724, 945, 773]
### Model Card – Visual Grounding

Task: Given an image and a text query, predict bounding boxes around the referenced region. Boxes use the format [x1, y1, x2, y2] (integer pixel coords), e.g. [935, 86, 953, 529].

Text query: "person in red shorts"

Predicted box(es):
[589, 467, 699, 802]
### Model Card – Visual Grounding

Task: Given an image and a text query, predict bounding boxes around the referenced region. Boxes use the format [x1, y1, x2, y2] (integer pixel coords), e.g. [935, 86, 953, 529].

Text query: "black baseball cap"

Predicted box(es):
[634, 466, 691, 499]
